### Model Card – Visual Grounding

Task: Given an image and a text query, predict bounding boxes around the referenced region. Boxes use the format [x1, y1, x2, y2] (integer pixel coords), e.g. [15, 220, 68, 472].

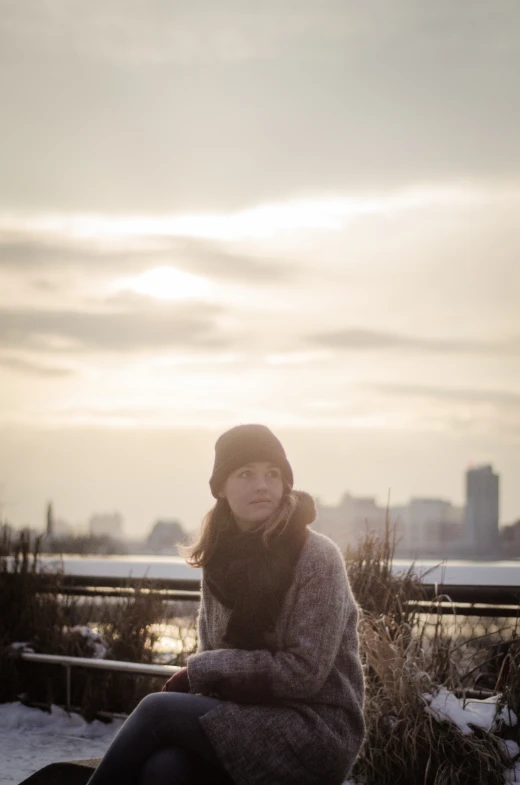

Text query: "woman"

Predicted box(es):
[86, 424, 365, 785]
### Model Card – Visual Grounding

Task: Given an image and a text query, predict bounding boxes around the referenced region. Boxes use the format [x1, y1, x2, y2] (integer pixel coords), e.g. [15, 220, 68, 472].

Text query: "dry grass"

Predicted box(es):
[0, 526, 185, 716]
[1, 527, 85, 643]
[345, 520, 425, 625]
[346, 524, 519, 784]
[355, 615, 511, 784]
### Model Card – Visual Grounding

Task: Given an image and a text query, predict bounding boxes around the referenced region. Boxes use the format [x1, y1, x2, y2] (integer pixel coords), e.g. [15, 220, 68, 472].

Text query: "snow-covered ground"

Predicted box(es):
[0, 703, 359, 785]
[0, 697, 518, 784]
[0, 703, 123, 785]
[424, 689, 518, 736]
[423, 691, 520, 783]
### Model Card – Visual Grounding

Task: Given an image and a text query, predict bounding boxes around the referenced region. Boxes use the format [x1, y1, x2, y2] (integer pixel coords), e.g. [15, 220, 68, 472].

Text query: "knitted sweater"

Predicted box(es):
[187, 529, 365, 785]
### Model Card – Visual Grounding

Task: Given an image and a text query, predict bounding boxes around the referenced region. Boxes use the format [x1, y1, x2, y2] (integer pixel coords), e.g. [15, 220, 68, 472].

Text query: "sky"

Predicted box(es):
[1, 0, 519, 537]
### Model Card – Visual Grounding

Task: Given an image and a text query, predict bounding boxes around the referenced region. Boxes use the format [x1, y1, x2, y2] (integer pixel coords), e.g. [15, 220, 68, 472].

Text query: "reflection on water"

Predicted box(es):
[151, 622, 198, 664]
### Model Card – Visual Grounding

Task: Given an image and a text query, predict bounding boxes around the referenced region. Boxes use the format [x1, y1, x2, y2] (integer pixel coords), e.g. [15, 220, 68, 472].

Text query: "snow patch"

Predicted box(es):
[0, 703, 361, 785]
[505, 759, 520, 784]
[0, 702, 122, 739]
[501, 739, 520, 760]
[424, 689, 517, 735]
[9, 642, 34, 654]
[66, 625, 108, 659]
[0, 703, 123, 785]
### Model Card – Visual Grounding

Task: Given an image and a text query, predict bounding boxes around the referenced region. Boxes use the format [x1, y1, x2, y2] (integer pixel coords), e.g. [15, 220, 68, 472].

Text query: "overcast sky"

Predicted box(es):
[1, 1, 519, 536]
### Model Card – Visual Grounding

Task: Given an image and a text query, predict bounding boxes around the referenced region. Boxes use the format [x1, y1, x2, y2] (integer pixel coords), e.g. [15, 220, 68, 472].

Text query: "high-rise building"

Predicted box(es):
[465, 465, 499, 557]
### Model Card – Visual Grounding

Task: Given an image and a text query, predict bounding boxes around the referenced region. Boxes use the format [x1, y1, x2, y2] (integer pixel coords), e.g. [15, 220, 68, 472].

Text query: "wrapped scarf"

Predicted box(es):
[204, 491, 316, 650]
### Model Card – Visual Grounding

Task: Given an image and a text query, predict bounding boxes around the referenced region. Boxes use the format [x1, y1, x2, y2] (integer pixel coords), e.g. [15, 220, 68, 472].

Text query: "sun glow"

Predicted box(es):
[115, 266, 212, 301]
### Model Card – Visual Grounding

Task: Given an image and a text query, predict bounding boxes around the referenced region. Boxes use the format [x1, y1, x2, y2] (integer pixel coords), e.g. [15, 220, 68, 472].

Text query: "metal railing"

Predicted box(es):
[18, 578, 520, 713]
[20, 652, 180, 712]
[28, 573, 520, 616]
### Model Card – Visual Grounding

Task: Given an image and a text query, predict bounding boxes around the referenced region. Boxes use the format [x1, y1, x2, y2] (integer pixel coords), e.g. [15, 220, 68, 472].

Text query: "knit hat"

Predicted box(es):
[209, 424, 294, 498]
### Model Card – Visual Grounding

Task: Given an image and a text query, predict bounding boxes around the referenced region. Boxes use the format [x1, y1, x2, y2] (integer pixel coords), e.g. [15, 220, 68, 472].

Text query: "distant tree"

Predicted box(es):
[40, 533, 128, 555]
[147, 520, 187, 553]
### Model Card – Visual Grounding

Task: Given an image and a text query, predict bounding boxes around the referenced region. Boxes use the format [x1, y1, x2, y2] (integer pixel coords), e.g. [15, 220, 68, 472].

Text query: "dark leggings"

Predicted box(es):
[85, 692, 235, 785]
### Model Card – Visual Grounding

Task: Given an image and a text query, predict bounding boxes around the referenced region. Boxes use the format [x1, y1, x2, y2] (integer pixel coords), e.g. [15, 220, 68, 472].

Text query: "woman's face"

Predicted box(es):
[219, 461, 284, 531]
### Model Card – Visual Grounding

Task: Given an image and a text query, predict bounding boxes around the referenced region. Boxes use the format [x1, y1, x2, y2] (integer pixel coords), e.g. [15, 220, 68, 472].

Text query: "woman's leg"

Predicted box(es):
[138, 747, 232, 785]
[86, 692, 231, 785]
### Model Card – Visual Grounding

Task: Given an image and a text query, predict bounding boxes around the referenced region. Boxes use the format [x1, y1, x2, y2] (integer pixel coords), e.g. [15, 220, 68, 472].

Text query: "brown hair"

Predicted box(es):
[182, 490, 299, 568]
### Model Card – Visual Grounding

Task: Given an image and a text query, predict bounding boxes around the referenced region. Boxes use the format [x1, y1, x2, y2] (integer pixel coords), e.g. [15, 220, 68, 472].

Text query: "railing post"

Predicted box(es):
[64, 664, 71, 712]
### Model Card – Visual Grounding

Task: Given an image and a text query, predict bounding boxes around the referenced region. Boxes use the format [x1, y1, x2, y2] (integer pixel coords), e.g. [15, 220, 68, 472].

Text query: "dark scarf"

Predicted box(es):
[204, 491, 316, 651]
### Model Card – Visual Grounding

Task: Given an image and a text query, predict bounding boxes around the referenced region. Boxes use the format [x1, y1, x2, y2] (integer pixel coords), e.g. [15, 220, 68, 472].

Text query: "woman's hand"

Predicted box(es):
[161, 667, 190, 693]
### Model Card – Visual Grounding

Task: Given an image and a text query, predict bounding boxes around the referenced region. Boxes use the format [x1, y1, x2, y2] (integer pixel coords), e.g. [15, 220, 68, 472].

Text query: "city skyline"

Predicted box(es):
[1, 3, 519, 536]
[9, 459, 516, 543]
[24, 462, 515, 563]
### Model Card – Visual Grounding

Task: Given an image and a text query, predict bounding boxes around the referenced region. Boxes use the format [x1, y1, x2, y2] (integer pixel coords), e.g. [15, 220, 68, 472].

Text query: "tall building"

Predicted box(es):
[465, 465, 499, 557]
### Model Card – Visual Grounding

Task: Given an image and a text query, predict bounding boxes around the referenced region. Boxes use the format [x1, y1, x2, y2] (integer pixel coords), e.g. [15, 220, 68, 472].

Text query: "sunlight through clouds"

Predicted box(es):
[111, 266, 214, 301]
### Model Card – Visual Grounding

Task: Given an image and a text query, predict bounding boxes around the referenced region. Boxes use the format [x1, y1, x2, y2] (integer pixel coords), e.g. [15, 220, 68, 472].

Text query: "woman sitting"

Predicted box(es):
[85, 423, 365, 785]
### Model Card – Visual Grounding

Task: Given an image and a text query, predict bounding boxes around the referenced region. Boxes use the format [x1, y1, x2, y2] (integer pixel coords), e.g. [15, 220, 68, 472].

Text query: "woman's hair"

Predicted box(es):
[181, 489, 298, 568]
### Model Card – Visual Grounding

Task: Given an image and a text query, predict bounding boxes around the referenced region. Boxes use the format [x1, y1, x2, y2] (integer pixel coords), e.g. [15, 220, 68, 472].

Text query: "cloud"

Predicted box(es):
[0, 301, 227, 353]
[160, 238, 290, 282]
[0, 232, 290, 283]
[2, 2, 519, 213]
[306, 328, 520, 356]
[0, 2, 402, 67]
[366, 382, 520, 443]
[0, 354, 75, 377]
[0, 235, 105, 267]
[3, 1, 518, 68]
[370, 382, 520, 408]
[31, 279, 60, 293]
[3, 185, 513, 243]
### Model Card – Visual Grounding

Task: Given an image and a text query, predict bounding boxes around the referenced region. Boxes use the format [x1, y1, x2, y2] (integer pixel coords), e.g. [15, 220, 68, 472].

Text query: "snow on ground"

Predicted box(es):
[423, 690, 520, 783]
[2, 696, 517, 784]
[505, 760, 520, 784]
[0, 702, 359, 785]
[424, 689, 518, 735]
[0, 703, 123, 785]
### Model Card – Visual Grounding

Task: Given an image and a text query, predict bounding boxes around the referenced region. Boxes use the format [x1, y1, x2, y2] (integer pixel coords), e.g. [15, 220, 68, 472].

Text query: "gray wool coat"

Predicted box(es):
[187, 529, 365, 785]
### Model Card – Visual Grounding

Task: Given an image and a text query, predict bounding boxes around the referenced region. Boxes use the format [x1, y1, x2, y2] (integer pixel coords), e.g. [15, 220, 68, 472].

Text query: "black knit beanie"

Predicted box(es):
[209, 424, 294, 498]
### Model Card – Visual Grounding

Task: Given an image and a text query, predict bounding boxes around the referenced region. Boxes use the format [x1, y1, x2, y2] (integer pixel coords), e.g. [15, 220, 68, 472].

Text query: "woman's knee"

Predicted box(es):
[133, 691, 201, 727]
[133, 691, 169, 723]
